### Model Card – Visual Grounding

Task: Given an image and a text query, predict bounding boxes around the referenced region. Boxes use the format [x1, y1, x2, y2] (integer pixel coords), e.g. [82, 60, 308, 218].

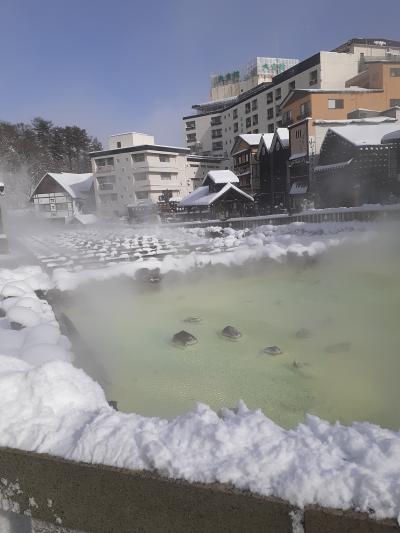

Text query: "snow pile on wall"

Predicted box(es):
[51, 221, 378, 290]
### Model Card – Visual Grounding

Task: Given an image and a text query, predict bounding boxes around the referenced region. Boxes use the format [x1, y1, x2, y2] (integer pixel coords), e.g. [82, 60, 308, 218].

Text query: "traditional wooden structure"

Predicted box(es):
[256, 129, 289, 212]
[30, 172, 94, 222]
[179, 170, 254, 219]
[231, 134, 262, 193]
[314, 123, 400, 207]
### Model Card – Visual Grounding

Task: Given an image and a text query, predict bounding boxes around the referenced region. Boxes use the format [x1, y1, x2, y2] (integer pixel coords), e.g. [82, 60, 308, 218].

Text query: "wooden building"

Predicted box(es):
[179, 170, 254, 219]
[314, 123, 400, 207]
[231, 134, 262, 193]
[256, 129, 289, 212]
[30, 172, 94, 222]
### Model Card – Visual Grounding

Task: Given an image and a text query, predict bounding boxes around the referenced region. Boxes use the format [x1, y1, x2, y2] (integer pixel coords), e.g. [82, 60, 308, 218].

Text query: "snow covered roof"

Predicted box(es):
[31, 172, 93, 200]
[238, 134, 263, 146]
[381, 129, 400, 143]
[314, 117, 397, 126]
[180, 183, 253, 207]
[204, 170, 239, 185]
[261, 133, 275, 151]
[314, 159, 353, 173]
[275, 128, 289, 147]
[328, 123, 400, 146]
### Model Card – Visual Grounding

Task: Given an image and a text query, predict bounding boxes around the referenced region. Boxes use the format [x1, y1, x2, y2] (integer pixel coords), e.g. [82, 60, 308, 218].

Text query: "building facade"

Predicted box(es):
[314, 123, 400, 207]
[231, 134, 262, 193]
[91, 133, 223, 216]
[182, 38, 400, 162]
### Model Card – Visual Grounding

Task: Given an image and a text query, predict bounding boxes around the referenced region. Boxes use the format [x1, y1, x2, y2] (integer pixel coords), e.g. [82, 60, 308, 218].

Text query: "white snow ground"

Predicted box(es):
[3, 222, 400, 522]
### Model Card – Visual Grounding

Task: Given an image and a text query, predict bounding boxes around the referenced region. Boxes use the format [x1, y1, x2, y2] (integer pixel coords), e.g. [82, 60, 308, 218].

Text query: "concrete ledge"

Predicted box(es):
[0, 447, 398, 532]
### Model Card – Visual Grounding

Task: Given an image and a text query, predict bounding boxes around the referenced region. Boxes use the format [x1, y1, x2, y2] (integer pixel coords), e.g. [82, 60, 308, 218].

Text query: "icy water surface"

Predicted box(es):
[63, 238, 400, 430]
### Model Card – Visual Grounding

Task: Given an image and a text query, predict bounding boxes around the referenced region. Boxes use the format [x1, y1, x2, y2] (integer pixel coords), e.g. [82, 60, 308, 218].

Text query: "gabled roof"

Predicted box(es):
[30, 172, 93, 200]
[203, 170, 239, 185]
[231, 134, 263, 156]
[327, 123, 400, 146]
[256, 133, 275, 158]
[180, 182, 253, 207]
[274, 127, 290, 148]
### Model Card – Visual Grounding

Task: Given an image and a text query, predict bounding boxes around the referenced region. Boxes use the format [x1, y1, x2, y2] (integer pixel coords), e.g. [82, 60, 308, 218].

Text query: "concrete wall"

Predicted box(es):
[0, 446, 398, 533]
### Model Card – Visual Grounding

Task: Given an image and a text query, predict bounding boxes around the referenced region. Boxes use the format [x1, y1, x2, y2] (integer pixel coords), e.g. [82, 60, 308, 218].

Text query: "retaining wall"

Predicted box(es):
[0, 447, 398, 532]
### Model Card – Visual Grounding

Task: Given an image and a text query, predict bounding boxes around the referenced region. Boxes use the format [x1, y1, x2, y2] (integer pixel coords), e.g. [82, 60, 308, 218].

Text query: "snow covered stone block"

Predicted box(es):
[7, 307, 41, 329]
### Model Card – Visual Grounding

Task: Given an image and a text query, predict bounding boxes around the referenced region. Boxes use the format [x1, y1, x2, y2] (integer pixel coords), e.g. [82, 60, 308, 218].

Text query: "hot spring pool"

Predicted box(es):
[62, 238, 400, 430]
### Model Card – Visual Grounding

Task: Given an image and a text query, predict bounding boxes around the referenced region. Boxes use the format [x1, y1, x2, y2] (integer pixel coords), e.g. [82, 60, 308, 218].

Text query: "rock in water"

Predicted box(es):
[263, 346, 283, 356]
[295, 328, 311, 339]
[184, 316, 202, 324]
[172, 330, 198, 347]
[221, 325, 242, 340]
[325, 342, 351, 354]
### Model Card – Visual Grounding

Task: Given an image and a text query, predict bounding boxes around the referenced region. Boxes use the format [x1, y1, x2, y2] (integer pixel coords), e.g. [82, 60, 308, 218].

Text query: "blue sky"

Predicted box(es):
[0, 0, 399, 147]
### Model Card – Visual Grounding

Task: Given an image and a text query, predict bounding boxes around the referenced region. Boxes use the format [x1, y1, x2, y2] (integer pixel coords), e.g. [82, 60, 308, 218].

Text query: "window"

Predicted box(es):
[117, 141, 121, 148]
[132, 153, 146, 162]
[99, 184, 114, 191]
[299, 101, 312, 118]
[245, 102, 251, 113]
[251, 99, 258, 111]
[267, 92, 273, 104]
[309, 70, 318, 86]
[96, 157, 114, 167]
[211, 116, 222, 126]
[211, 129, 222, 138]
[246, 117, 251, 128]
[159, 155, 170, 162]
[136, 191, 148, 200]
[282, 110, 292, 125]
[233, 109, 238, 119]
[186, 120, 196, 130]
[390, 68, 400, 77]
[186, 133, 197, 143]
[275, 87, 282, 100]
[252, 114, 258, 126]
[275, 105, 281, 117]
[289, 80, 295, 90]
[328, 99, 344, 109]
[161, 173, 172, 180]
[390, 99, 400, 107]
[212, 141, 223, 151]
[233, 122, 238, 133]
[97, 175, 115, 184]
[268, 124, 275, 133]
[134, 173, 147, 181]
[267, 108, 274, 120]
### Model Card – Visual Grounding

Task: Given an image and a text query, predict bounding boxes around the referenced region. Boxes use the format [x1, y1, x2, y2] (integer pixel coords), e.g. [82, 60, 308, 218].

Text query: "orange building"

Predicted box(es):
[280, 60, 400, 128]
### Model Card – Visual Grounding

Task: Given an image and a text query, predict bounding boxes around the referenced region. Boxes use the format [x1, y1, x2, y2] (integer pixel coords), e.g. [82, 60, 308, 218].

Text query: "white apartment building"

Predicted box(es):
[91, 133, 224, 215]
[183, 38, 400, 163]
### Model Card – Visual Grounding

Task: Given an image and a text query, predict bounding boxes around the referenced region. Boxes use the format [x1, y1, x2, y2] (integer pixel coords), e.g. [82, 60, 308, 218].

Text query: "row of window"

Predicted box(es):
[97, 154, 173, 167]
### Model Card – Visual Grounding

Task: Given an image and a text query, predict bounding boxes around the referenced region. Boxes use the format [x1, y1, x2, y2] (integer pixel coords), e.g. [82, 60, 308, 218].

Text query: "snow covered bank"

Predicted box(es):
[1, 228, 400, 522]
[50, 221, 380, 290]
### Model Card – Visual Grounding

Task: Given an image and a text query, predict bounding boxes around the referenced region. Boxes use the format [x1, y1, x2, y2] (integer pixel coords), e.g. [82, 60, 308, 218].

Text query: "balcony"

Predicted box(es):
[297, 113, 311, 121]
[186, 124, 196, 131]
[96, 165, 114, 174]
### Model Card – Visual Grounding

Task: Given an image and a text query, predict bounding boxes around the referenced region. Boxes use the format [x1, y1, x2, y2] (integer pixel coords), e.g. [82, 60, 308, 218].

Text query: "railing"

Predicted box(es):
[166, 204, 400, 229]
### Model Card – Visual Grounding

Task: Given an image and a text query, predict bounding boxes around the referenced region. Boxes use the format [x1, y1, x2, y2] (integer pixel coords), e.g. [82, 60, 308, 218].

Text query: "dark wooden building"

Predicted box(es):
[256, 129, 290, 212]
[314, 124, 400, 207]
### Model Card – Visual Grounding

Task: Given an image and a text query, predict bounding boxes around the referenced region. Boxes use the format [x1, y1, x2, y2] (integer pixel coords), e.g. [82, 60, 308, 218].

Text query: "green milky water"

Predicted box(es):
[64, 235, 400, 430]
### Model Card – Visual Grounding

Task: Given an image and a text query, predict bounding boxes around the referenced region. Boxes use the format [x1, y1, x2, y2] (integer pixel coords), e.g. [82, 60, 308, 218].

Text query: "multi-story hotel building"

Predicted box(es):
[90, 133, 223, 216]
[182, 38, 400, 164]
